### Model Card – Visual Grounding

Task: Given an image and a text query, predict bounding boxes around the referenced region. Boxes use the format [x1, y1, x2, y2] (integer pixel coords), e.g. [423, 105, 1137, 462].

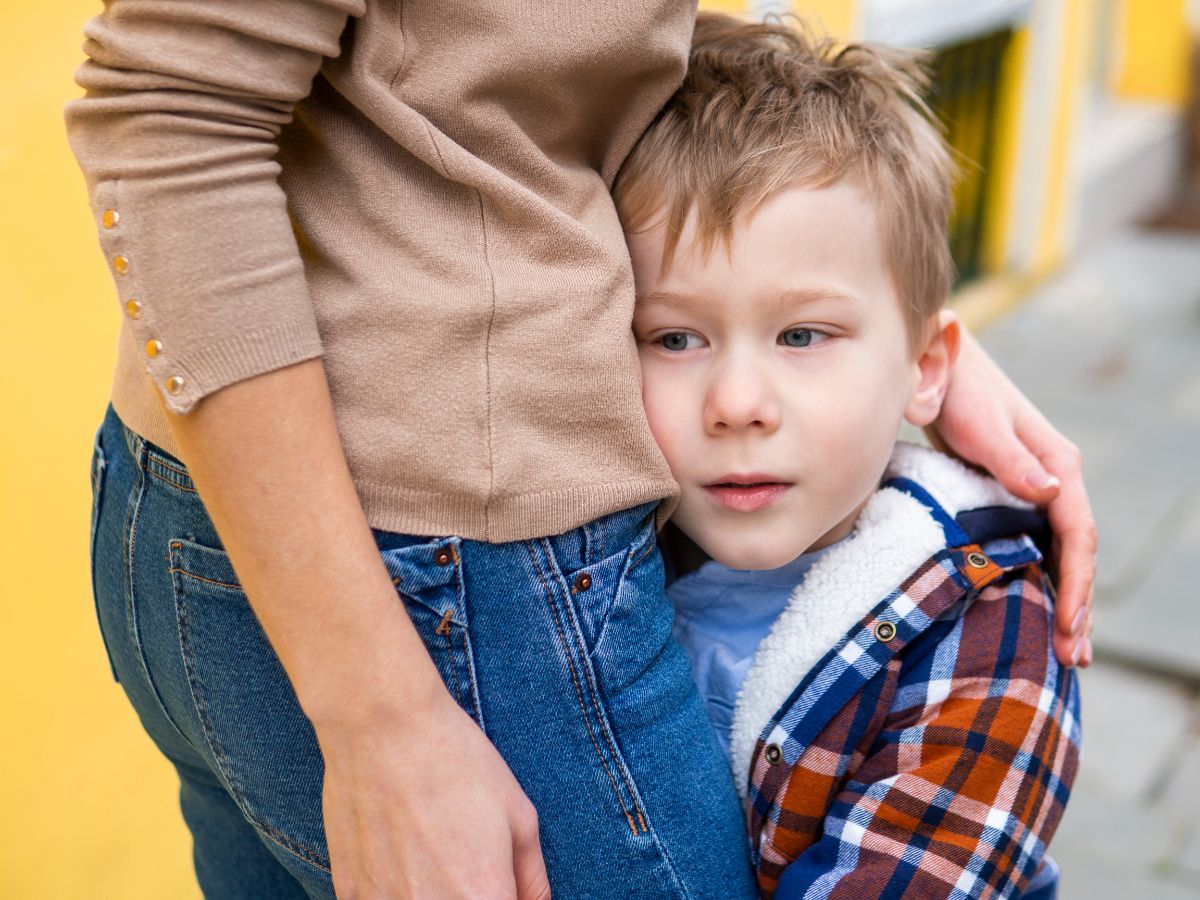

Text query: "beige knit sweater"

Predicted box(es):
[65, 0, 694, 541]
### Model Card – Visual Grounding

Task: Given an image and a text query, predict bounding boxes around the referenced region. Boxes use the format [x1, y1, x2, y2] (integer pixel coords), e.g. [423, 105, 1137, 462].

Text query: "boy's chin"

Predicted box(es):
[702, 535, 814, 571]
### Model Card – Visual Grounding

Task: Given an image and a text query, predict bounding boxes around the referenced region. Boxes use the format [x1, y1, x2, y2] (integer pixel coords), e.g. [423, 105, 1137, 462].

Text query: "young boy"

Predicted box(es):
[615, 13, 1081, 899]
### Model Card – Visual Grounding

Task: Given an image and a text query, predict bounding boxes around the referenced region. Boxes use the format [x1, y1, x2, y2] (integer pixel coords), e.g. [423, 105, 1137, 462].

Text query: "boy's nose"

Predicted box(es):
[703, 360, 781, 435]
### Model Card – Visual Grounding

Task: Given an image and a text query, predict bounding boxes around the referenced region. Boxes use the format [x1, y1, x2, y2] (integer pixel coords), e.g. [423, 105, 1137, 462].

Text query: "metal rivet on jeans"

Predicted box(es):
[574, 572, 592, 592]
[434, 548, 453, 566]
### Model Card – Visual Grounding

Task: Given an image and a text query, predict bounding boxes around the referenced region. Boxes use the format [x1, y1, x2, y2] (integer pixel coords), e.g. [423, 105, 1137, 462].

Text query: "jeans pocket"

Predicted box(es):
[575, 517, 660, 661]
[380, 538, 485, 732]
[88, 423, 121, 683]
[168, 536, 332, 876]
[588, 527, 674, 698]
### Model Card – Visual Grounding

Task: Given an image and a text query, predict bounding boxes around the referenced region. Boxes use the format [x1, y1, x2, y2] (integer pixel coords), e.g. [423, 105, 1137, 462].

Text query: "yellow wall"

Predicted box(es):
[699, 0, 753, 14]
[1112, 0, 1190, 103]
[788, 0, 857, 37]
[698, 0, 858, 36]
[1, 3, 201, 898]
[982, 26, 1032, 275]
[1036, 0, 1094, 274]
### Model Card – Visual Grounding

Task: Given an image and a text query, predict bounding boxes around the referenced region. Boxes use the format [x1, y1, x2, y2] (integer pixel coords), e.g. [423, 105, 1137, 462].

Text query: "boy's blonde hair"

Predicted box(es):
[615, 11, 957, 347]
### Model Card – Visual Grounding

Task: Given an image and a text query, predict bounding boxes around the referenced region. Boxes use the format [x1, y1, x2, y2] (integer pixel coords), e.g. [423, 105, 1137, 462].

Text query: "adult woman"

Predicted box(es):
[70, 2, 1095, 897]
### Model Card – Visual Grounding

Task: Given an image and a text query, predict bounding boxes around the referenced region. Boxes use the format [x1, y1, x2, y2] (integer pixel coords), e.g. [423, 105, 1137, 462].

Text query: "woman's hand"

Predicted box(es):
[318, 692, 551, 900]
[928, 325, 1096, 669]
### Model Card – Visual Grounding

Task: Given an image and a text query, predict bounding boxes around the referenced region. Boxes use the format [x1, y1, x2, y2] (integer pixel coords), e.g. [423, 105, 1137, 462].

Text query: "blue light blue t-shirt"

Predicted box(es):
[668, 541, 843, 761]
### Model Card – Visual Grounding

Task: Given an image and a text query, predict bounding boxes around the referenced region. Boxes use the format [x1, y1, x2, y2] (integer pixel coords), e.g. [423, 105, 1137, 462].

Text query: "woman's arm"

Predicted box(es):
[930, 325, 1097, 668]
[66, 1, 549, 894]
[161, 358, 550, 899]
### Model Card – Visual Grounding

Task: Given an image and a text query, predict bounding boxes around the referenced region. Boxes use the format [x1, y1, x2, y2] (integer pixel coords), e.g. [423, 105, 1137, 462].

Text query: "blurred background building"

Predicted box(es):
[710, 0, 1197, 305]
[2, 1, 1197, 897]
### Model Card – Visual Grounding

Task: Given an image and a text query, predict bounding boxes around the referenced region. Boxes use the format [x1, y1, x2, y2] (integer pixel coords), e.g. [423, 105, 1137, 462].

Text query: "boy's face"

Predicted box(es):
[628, 181, 936, 569]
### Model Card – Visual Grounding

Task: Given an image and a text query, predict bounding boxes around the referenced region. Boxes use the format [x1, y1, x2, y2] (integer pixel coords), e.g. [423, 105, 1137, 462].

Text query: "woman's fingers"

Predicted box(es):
[512, 801, 552, 900]
[1015, 417, 1097, 668]
[933, 328, 1097, 669]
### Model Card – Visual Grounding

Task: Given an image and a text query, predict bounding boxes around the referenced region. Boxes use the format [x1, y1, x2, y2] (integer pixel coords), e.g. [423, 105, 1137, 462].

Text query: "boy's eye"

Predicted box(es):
[658, 332, 705, 352]
[779, 327, 826, 348]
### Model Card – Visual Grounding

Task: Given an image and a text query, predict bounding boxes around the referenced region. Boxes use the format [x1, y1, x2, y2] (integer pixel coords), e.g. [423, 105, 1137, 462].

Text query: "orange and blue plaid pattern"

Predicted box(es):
[747, 487, 1081, 899]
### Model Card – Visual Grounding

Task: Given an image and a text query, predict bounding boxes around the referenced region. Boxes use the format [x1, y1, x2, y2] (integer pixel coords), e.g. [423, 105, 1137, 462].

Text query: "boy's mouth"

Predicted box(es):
[703, 477, 791, 512]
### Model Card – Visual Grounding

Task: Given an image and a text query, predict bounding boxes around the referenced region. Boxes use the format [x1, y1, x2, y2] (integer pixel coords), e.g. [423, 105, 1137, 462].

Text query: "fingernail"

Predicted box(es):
[1024, 470, 1060, 491]
[1081, 640, 1093, 668]
[1070, 642, 1082, 667]
[1071, 607, 1087, 635]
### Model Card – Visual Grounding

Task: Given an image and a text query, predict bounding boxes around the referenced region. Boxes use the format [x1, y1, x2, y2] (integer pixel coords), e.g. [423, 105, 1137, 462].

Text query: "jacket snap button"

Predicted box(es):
[874, 621, 897, 642]
[966, 551, 989, 569]
[573, 572, 592, 592]
[764, 743, 782, 765]
[434, 548, 453, 566]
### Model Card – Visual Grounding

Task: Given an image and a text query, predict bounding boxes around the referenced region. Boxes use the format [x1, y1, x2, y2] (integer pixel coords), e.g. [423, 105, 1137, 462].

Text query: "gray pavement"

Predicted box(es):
[977, 228, 1200, 899]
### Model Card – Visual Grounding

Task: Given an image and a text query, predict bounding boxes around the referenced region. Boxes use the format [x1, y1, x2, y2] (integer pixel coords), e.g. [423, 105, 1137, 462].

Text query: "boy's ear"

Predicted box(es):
[905, 309, 961, 428]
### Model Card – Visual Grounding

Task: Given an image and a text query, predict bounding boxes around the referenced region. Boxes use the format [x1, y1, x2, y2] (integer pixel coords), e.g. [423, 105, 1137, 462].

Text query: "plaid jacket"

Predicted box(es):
[731, 444, 1082, 899]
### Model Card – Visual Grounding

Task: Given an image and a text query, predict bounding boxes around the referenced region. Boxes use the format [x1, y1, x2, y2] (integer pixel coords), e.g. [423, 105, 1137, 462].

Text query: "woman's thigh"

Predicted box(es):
[458, 509, 756, 898]
[89, 402, 754, 899]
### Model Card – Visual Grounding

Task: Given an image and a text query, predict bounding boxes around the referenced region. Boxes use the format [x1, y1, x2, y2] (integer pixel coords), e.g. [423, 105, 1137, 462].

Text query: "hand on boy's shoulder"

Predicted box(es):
[928, 328, 1095, 669]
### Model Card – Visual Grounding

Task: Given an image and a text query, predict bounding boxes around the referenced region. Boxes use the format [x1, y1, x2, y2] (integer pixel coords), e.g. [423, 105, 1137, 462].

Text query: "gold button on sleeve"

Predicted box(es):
[113, 255, 129, 274]
[145, 339, 163, 359]
[165, 376, 185, 395]
[102, 209, 120, 229]
[125, 299, 142, 319]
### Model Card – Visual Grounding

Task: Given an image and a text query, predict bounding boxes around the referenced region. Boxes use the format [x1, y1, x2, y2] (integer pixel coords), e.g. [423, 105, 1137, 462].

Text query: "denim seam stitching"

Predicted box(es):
[564, 535, 695, 899]
[452, 559, 487, 732]
[458, 622, 485, 730]
[90, 433, 121, 681]
[525, 540, 640, 836]
[540, 537, 649, 835]
[168, 568, 240, 591]
[123, 442, 191, 747]
[148, 466, 198, 494]
[146, 454, 190, 479]
[629, 534, 658, 571]
[440, 616, 466, 707]
[171, 541, 333, 874]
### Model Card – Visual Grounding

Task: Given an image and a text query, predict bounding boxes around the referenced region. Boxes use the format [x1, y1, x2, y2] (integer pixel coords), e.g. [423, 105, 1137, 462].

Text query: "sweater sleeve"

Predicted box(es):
[773, 565, 1082, 900]
[64, 0, 365, 414]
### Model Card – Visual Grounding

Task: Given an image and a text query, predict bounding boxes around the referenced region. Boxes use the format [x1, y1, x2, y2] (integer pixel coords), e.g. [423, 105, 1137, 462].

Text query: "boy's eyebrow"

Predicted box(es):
[635, 286, 861, 312]
[774, 287, 861, 311]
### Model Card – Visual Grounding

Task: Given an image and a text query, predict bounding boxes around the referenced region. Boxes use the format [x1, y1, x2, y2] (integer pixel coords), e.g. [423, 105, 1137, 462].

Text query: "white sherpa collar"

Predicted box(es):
[728, 442, 1032, 796]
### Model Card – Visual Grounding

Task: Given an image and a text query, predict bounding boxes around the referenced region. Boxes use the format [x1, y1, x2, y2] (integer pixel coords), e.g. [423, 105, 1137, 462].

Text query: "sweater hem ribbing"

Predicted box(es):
[109, 383, 678, 543]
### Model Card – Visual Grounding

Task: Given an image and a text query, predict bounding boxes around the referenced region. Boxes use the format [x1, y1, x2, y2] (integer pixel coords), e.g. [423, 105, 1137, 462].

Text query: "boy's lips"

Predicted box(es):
[703, 477, 791, 512]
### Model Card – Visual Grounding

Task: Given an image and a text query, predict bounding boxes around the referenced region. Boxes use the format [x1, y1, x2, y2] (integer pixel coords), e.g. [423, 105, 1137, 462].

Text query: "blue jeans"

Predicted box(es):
[88, 402, 757, 899]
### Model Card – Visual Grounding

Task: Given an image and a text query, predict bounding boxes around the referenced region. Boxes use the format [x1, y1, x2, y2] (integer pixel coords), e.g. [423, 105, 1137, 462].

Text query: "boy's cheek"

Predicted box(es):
[640, 379, 694, 474]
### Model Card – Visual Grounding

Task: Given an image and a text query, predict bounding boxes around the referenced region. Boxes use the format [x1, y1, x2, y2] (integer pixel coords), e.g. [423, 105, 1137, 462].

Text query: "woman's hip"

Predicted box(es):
[88, 402, 754, 898]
